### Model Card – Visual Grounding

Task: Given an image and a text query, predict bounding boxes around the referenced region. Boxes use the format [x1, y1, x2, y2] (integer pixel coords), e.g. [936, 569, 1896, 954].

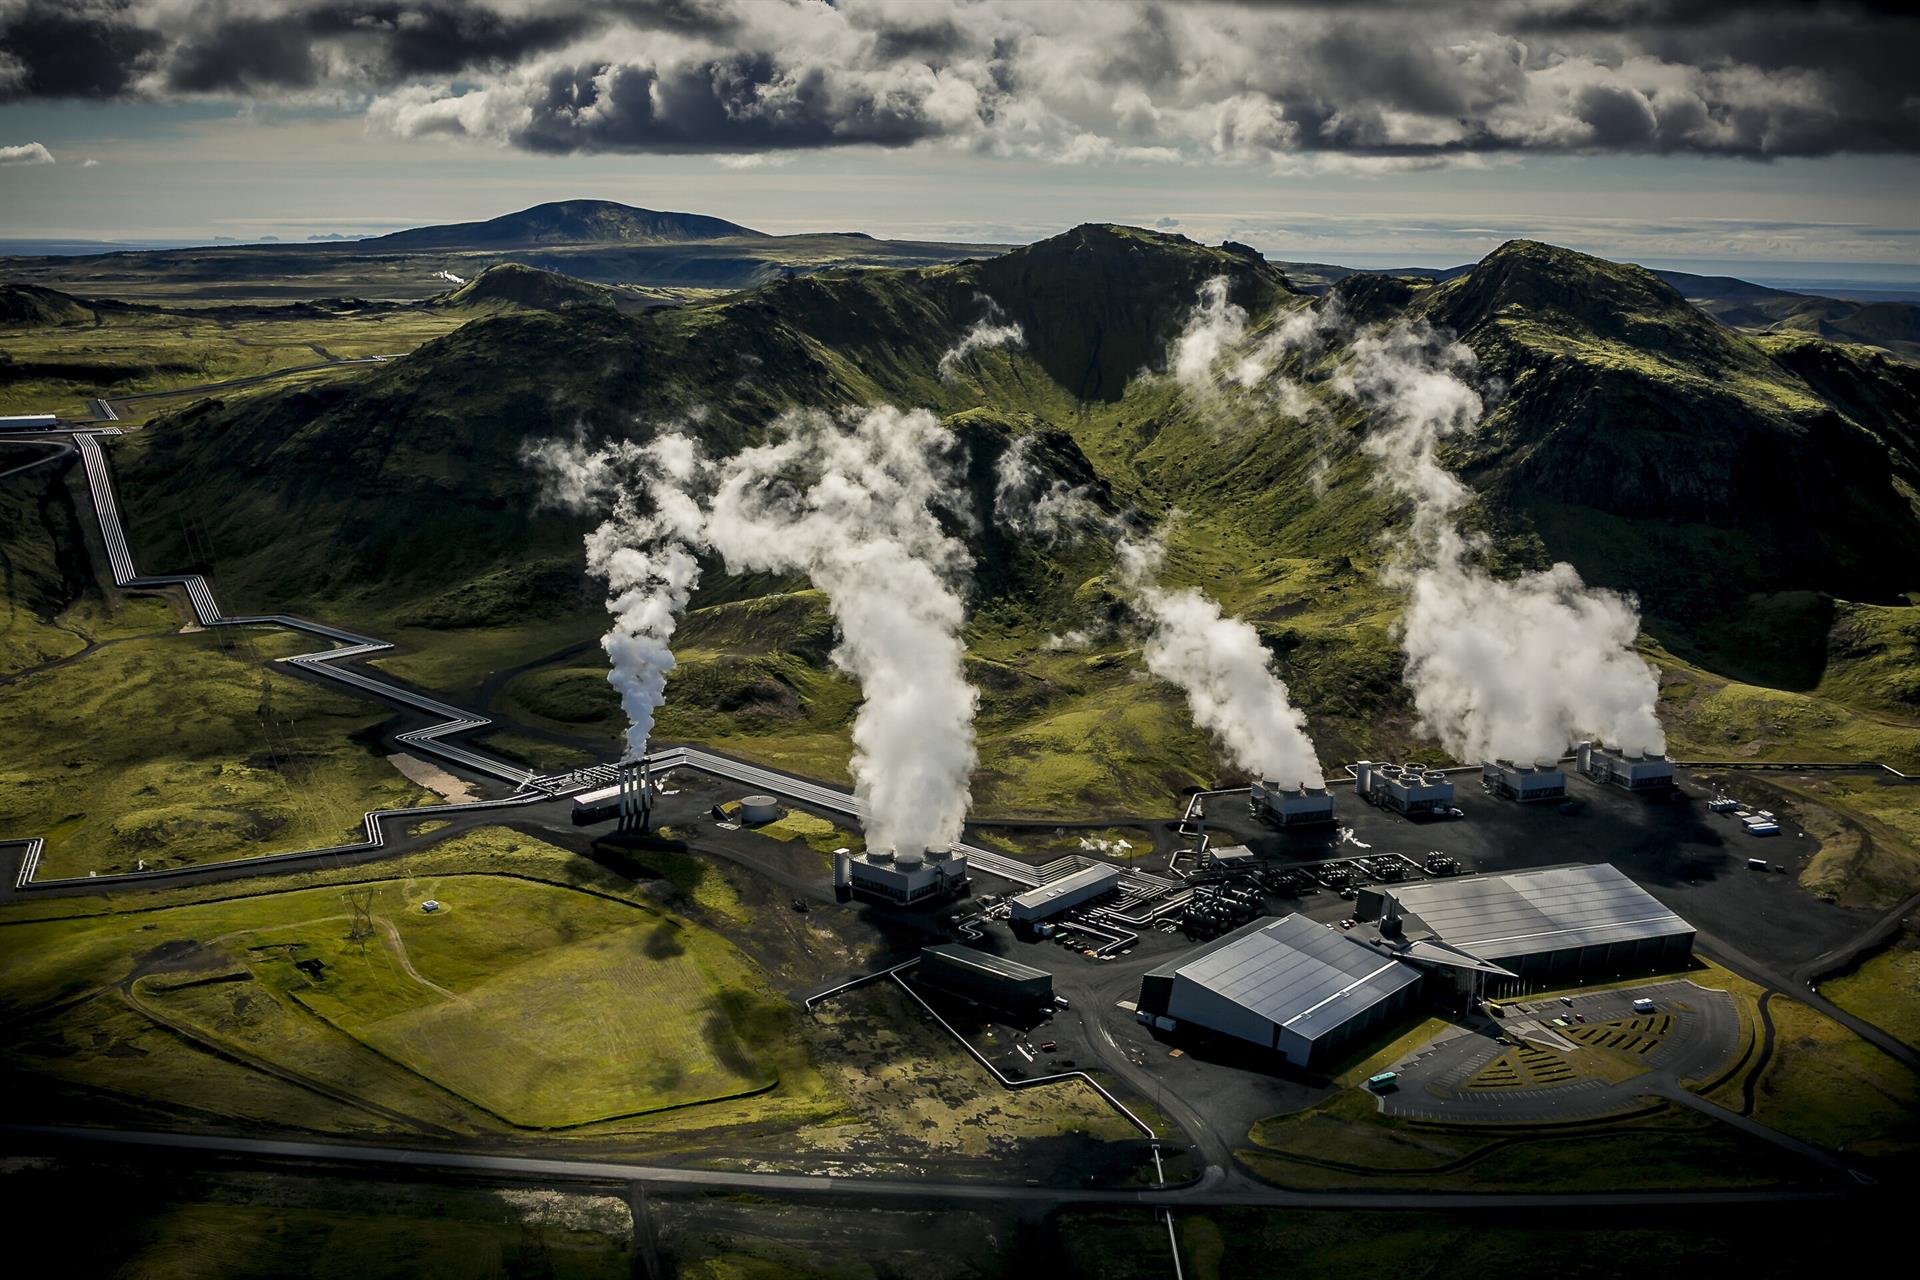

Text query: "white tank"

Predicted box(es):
[832, 849, 852, 888]
[1353, 761, 1373, 796]
[1576, 740, 1593, 774]
[739, 794, 781, 824]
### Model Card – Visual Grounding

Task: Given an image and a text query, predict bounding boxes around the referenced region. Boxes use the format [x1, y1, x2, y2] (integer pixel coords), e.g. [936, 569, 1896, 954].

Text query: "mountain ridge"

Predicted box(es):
[364, 199, 766, 251]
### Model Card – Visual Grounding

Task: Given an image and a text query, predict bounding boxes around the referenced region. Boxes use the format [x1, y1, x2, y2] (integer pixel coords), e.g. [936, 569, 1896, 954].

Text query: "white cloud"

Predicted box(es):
[0, 141, 54, 166]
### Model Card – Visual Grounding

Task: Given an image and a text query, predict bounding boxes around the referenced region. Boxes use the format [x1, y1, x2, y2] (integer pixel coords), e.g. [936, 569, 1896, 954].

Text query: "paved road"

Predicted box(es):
[5, 1125, 1852, 1210]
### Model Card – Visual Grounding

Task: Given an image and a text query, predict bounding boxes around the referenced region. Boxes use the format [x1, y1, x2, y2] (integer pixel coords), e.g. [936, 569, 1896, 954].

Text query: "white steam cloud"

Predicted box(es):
[704, 405, 979, 854]
[938, 300, 1025, 381]
[526, 430, 709, 759]
[992, 439, 1324, 787]
[1169, 277, 1334, 424]
[1118, 534, 1325, 789]
[1333, 322, 1665, 763]
[1170, 277, 1249, 389]
[992, 435, 1108, 543]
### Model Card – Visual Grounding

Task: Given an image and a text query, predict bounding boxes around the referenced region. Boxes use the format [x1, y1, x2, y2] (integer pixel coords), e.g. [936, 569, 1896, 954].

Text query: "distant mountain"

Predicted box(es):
[363, 200, 765, 251]
[1653, 268, 1920, 361]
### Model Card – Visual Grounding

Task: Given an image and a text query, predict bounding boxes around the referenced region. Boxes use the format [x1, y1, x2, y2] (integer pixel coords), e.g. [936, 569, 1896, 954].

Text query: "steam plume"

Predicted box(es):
[704, 405, 979, 853]
[991, 435, 1107, 542]
[938, 299, 1025, 381]
[1334, 322, 1665, 762]
[1118, 534, 1325, 788]
[992, 441, 1324, 787]
[526, 431, 708, 759]
[1170, 277, 1248, 389]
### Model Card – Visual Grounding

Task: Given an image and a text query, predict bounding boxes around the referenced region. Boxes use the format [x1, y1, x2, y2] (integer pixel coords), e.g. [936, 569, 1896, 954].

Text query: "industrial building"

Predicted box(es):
[1203, 843, 1257, 871]
[0, 413, 57, 431]
[1136, 914, 1424, 1068]
[1482, 760, 1568, 802]
[846, 847, 970, 907]
[917, 943, 1054, 1016]
[1383, 863, 1693, 986]
[1577, 742, 1676, 792]
[1352, 761, 1455, 816]
[571, 759, 656, 830]
[1009, 863, 1121, 927]
[1250, 780, 1335, 828]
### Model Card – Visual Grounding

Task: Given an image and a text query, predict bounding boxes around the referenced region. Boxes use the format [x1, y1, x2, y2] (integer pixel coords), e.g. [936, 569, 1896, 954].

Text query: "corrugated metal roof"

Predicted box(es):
[921, 943, 1050, 982]
[1173, 915, 1421, 1043]
[1009, 863, 1120, 909]
[1389, 863, 1689, 960]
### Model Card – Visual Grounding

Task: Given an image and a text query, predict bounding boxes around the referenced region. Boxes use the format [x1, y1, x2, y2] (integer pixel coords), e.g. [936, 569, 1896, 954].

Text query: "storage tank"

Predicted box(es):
[1353, 761, 1373, 796]
[833, 848, 852, 897]
[739, 794, 782, 824]
[1576, 740, 1594, 775]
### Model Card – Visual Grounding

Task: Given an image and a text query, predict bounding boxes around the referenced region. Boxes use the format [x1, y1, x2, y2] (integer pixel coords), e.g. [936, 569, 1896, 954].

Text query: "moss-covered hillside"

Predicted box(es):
[70, 227, 1920, 818]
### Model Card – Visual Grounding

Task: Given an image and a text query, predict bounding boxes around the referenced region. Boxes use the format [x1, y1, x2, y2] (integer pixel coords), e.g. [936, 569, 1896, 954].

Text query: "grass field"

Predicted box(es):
[1239, 1087, 1807, 1192]
[0, 304, 465, 419]
[0, 591, 178, 676]
[1053, 1203, 1895, 1280]
[1822, 915, 1920, 1049]
[0, 619, 437, 878]
[2, 1163, 633, 1280]
[1747, 994, 1920, 1158]
[0, 831, 783, 1133]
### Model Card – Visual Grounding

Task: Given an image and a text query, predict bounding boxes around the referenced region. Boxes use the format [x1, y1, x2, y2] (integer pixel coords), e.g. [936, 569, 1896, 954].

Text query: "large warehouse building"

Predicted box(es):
[1139, 863, 1695, 1067]
[1136, 915, 1424, 1068]
[1383, 863, 1693, 987]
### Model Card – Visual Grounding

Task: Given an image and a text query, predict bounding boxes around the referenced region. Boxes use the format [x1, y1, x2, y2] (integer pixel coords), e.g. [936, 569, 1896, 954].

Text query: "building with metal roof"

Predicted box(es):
[918, 944, 1053, 1015]
[1385, 863, 1693, 985]
[1135, 915, 1424, 1068]
[1009, 863, 1121, 925]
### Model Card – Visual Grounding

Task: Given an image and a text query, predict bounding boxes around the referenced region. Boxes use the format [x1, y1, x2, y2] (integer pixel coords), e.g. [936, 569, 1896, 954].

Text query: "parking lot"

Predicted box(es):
[1376, 980, 1743, 1123]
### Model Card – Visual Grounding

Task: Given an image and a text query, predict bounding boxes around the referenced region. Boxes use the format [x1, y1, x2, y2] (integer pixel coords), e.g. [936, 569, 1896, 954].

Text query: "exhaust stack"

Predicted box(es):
[617, 757, 653, 834]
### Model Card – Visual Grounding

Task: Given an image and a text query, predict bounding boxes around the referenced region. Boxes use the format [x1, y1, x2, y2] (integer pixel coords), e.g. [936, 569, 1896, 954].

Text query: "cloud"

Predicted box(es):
[3, 2, 1916, 163]
[0, 141, 54, 165]
[80, 156, 99, 167]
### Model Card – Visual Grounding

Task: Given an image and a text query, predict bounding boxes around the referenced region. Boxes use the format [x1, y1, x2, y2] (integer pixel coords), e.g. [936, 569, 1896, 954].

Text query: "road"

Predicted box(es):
[5, 1125, 1851, 1211]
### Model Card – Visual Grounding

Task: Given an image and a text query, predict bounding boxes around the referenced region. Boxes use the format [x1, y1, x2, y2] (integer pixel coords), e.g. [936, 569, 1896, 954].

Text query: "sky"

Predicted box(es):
[3, 0, 1918, 281]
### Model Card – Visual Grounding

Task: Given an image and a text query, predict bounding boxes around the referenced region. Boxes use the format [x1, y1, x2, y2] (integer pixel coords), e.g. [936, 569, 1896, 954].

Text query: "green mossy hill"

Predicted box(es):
[1384, 240, 1920, 617]
[366, 199, 763, 251]
[0, 283, 96, 329]
[117, 225, 1274, 614]
[974, 223, 1299, 400]
[437, 263, 617, 314]
[0, 452, 93, 623]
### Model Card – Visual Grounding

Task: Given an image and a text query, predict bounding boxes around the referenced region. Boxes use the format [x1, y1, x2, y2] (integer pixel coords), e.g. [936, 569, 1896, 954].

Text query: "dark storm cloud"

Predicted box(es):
[0, 1, 164, 99]
[512, 55, 945, 154]
[3, 0, 1918, 161]
[0, 0, 603, 99]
